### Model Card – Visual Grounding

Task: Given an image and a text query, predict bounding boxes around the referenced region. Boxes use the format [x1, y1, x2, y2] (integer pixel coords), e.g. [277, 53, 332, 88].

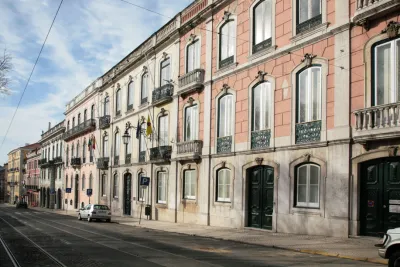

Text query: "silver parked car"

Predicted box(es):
[78, 204, 111, 222]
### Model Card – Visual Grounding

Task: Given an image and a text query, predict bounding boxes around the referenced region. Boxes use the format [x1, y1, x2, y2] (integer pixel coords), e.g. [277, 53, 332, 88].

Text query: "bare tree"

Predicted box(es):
[0, 49, 12, 96]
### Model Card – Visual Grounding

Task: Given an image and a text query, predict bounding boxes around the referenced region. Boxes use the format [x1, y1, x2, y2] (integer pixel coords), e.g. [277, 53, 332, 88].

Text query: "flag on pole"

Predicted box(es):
[146, 115, 153, 136]
[92, 136, 96, 150]
[136, 120, 141, 139]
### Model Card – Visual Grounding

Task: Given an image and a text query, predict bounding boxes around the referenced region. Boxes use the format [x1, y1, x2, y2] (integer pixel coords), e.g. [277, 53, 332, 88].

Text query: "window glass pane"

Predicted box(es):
[221, 25, 228, 60]
[128, 82, 134, 106]
[228, 22, 235, 57]
[254, 2, 264, 44]
[142, 73, 148, 99]
[253, 85, 261, 131]
[127, 129, 132, 154]
[185, 105, 198, 141]
[187, 43, 194, 72]
[264, 0, 272, 40]
[376, 43, 391, 105]
[311, 68, 321, 121]
[299, 70, 308, 122]
[219, 97, 226, 137]
[299, 0, 308, 23]
[159, 116, 168, 146]
[310, 165, 319, 184]
[298, 166, 307, 184]
[115, 133, 120, 156]
[309, 185, 319, 204]
[194, 40, 200, 69]
[161, 59, 170, 86]
[140, 124, 146, 152]
[311, 0, 321, 18]
[116, 90, 121, 111]
[297, 185, 307, 203]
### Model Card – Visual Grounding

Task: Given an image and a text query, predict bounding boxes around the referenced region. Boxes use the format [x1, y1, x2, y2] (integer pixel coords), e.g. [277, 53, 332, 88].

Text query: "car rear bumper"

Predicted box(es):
[89, 214, 111, 220]
[378, 248, 386, 258]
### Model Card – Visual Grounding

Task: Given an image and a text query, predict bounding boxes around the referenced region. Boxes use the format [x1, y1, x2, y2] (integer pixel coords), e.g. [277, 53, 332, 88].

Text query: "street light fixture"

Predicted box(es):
[122, 122, 131, 145]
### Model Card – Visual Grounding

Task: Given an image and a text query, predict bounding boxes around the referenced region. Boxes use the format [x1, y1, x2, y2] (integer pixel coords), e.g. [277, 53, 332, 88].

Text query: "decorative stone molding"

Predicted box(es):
[160, 108, 167, 116]
[382, 21, 400, 38]
[302, 153, 311, 162]
[221, 84, 230, 94]
[142, 66, 148, 72]
[388, 146, 399, 157]
[255, 157, 264, 165]
[162, 52, 168, 60]
[103, 131, 108, 137]
[223, 11, 231, 21]
[255, 71, 268, 83]
[187, 163, 191, 169]
[116, 83, 120, 89]
[187, 97, 195, 105]
[301, 53, 317, 67]
[188, 33, 197, 43]
[128, 75, 133, 82]
[221, 161, 226, 168]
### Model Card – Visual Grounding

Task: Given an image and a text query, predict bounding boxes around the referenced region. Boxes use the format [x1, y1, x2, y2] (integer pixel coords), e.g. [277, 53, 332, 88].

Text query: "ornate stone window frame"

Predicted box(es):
[157, 54, 173, 87]
[248, 0, 276, 57]
[363, 30, 400, 108]
[291, 56, 328, 145]
[182, 98, 201, 142]
[214, 85, 236, 154]
[289, 154, 327, 216]
[242, 158, 280, 231]
[212, 161, 235, 207]
[216, 13, 238, 70]
[247, 72, 276, 149]
[184, 34, 202, 74]
[179, 163, 199, 204]
[154, 166, 169, 207]
[291, 0, 327, 40]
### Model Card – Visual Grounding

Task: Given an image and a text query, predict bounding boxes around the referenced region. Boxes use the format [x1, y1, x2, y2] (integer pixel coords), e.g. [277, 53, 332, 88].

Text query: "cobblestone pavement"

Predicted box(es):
[0, 205, 383, 266]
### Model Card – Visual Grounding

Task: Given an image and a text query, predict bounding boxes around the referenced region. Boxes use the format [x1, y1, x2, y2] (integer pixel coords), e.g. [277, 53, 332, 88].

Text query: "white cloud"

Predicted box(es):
[0, 0, 192, 163]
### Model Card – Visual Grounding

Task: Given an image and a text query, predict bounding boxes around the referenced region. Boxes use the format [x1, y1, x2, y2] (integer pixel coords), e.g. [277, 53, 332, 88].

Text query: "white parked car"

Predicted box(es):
[78, 204, 111, 222]
[377, 228, 400, 267]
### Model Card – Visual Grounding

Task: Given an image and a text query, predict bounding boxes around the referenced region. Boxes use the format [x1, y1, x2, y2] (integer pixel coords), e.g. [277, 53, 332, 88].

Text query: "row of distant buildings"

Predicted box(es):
[1, 0, 400, 238]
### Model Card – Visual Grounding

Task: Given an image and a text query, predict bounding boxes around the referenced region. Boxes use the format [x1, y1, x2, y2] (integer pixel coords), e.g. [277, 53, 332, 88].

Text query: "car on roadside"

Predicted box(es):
[376, 228, 400, 267]
[78, 204, 111, 222]
[16, 201, 28, 209]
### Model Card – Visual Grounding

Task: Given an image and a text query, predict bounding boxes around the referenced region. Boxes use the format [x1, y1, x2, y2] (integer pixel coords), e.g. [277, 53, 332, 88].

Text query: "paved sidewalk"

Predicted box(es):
[28, 206, 387, 265]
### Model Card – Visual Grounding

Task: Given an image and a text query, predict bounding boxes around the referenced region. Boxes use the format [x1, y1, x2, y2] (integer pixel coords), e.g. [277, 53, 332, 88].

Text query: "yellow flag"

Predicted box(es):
[146, 115, 153, 136]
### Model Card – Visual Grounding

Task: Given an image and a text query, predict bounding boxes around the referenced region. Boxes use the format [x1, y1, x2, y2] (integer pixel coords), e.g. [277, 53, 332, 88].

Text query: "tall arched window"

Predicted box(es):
[82, 174, 85, 191]
[296, 0, 322, 34]
[52, 145, 55, 159]
[101, 174, 106, 196]
[114, 132, 120, 165]
[252, 82, 272, 149]
[116, 89, 121, 115]
[84, 109, 87, 122]
[297, 66, 321, 123]
[296, 163, 320, 208]
[91, 105, 95, 119]
[104, 96, 110, 116]
[67, 120, 70, 130]
[186, 40, 200, 73]
[217, 94, 233, 153]
[157, 172, 167, 204]
[158, 115, 168, 146]
[103, 136, 109, 158]
[89, 174, 93, 189]
[78, 113, 81, 125]
[185, 105, 198, 141]
[82, 141, 86, 162]
[373, 37, 400, 105]
[217, 168, 231, 202]
[56, 144, 59, 158]
[71, 144, 75, 160]
[141, 72, 149, 104]
[126, 128, 132, 163]
[59, 142, 62, 158]
[160, 58, 171, 86]
[219, 20, 235, 68]
[89, 143, 94, 162]
[66, 146, 69, 166]
[183, 169, 196, 200]
[139, 123, 146, 162]
[113, 173, 118, 198]
[76, 141, 80, 158]
[127, 81, 134, 110]
[253, 0, 272, 53]
[72, 117, 75, 127]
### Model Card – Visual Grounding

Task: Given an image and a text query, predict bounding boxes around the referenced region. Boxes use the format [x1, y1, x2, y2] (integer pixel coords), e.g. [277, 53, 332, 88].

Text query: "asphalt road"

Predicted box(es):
[0, 206, 382, 267]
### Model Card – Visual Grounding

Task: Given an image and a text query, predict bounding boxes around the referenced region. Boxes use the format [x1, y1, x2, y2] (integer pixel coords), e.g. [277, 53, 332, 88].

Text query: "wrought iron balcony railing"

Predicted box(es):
[53, 156, 63, 165]
[251, 130, 271, 150]
[152, 84, 173, 105]
[97, 157, 109, 170]
[71, 158, 81, 167]
[295, 120, 322, 144]
[217, 136, 232, 154]
[296, 14, 322, 34]
[353, 102, 400, 142]
[176, 140, 203, 160]
[99, 115, 111, 129]
[149, 146, 172, 162]
[178, 69, 205, 96]
[63, 119, 96, 141]
[125, 154, 131, 164]
[38, 158, 47, 167]
[41, 121, 66, 140]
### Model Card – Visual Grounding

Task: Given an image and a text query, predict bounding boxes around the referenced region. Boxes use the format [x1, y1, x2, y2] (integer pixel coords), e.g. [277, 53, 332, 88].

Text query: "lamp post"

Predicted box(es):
[122, 122, 131, 145]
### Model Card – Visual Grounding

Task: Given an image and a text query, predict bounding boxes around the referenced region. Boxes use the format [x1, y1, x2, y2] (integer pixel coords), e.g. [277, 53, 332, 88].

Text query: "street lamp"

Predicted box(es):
[122, 122, 131, 145]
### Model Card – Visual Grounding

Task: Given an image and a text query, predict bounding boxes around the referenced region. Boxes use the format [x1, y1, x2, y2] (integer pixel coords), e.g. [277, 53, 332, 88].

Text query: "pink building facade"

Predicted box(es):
[25, 148, 41, 206]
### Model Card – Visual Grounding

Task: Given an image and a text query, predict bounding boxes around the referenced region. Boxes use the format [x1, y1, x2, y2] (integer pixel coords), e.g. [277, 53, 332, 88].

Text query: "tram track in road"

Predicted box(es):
[12, 210, 222, 267]
[0, 235, 21, 267]
[0, 216, 67, 267]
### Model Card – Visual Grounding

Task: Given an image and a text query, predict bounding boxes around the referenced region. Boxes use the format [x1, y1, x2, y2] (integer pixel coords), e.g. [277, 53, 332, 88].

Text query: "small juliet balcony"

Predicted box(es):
[352, 0, 400, 25]
[99, 115, 111, 130]
[353, 102, 400, 143]
[295, 120, 322, 144]
[178, 69, 205, 97]
[53, 156, 63, 165]
[97, 157, 109, 170]
[217, 136, 232, 154]
[176, 140, 203, 161]
[152, 84, 173, 106]
[251, 129, 271, 150]
[149, 146, 172, 163]
[38, 158, 48, 168]
[71, 158, 81, 168]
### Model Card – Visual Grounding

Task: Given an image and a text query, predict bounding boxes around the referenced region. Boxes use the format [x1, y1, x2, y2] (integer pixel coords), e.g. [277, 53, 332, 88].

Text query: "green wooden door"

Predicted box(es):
[248, 166, 274, 230]
[361, 157, 400, 236]
[124, 174, 132, 216]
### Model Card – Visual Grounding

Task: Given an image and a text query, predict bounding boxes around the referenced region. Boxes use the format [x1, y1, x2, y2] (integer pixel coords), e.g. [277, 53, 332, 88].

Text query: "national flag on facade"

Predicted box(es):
[88, 138, 92, 151]
[146, 115, 153, 136]
[92, 136, 96, 150]
[136, 120, 141, 139]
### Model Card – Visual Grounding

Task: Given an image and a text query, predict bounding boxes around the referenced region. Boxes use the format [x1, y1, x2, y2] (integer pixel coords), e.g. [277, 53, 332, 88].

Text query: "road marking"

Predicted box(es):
[60, 239, 71, 245]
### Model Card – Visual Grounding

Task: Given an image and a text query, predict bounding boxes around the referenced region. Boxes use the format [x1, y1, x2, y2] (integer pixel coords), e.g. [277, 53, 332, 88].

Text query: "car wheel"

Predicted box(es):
[389, 251, 400, 267]
[78, 214, 82, 220]
[87, 216, 92, 222]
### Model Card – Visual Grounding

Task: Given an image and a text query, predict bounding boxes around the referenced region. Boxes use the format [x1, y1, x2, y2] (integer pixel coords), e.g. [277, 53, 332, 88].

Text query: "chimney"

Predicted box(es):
[48, 122, 51, 130]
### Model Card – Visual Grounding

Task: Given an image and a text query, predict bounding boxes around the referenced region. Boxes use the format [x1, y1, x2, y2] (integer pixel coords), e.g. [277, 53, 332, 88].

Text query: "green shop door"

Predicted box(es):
[360, 157, 400, 236]
[247, 166, 274, 230]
